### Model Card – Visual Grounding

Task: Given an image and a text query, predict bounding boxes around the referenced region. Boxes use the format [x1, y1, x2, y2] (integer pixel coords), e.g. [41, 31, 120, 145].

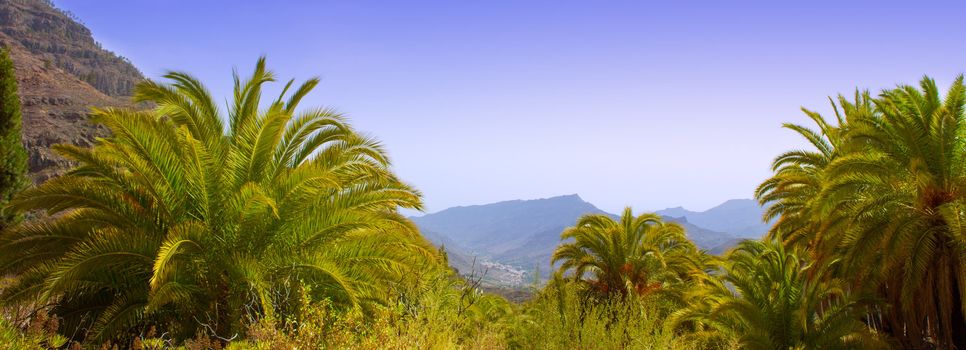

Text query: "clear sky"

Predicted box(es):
[54, 0, 966, 213]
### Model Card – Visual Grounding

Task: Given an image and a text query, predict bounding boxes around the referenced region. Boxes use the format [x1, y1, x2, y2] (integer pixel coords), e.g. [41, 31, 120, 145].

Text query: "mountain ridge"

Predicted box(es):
[412, 195, 748, 285]
[656, 198, 771, 239]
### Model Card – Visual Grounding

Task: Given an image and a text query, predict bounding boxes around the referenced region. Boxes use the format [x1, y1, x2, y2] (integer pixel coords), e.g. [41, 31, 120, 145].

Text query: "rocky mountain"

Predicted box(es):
[656, 198, 771, 239]
[0, 0, 144, 182]
[412, 195, 741, 284]
[0, 0, 142, 96]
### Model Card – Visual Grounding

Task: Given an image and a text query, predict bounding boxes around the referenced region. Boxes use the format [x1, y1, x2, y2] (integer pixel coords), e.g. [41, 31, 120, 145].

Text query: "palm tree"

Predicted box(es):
[674, 239, 885, 350]
[757, 76, 966, 348]
[0, 58, 433, 342]
[551, 208, 705, 299]
[755, 92, 874, 255]
[822, 76, 966, 348]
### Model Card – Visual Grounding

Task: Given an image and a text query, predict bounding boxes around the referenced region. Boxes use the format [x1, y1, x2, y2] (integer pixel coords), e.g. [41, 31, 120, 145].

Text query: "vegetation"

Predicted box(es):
[0, 58, 433, 344]
[0, 48, 27, 231]
[756, 76, 966, 348]
[674, 239, 885, 349]
[507, 275, 697, 349]
[551, 208, 712, 300]
[0, 58, 964, 348]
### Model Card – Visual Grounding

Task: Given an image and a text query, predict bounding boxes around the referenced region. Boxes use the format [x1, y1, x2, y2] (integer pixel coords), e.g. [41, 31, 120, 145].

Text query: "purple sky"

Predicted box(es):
[54, 0, 966, 213]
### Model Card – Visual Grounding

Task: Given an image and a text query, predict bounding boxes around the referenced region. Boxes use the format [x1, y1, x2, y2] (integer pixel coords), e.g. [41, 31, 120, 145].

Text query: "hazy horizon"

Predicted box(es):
[53, 0, 966, 213]
[407, 193, 754, 217]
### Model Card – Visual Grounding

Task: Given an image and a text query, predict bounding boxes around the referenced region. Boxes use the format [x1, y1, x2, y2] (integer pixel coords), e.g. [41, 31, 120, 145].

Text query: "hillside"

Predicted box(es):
[656, 198, 771, 239]
[413, 194, 607, 284]
[0, 0, 143, 97]
[0, 0, 143, 182]
[413, 194, 605, 254]
[412, 195, 740, 284]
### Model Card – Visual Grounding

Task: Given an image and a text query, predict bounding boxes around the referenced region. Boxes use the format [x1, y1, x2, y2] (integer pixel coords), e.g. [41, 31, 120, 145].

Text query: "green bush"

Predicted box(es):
[0, 48, 28, 231]
[506, 276, 705, 350]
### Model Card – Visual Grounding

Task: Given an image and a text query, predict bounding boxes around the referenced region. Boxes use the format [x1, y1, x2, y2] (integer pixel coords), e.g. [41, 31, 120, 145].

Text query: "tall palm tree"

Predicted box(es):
[0, 58, 433, 341]
[757, 76, 966, 348]
[551, 208, 705, 299]
[674, 239, 885, 350]
[755, 92, 874, 255]
[823, 76, 966, 348]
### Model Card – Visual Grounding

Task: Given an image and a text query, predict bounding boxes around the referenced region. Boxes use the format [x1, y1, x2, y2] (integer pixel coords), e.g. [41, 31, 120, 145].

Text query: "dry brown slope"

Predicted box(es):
[0, 0, 144, 97]
[0, 0, 144, 183]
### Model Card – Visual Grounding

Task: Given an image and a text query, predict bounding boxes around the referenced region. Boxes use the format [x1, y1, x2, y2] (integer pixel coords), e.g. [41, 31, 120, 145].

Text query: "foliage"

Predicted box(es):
[507, 274, 702, 349]
[524, 208, 720, 349]
[0, 57, 432, 343]
[673, 239, 886, 349]
[551, 207, 712, 300]
[757, 76, 966, 348]
[207, 265, 510, 349]
[0, 48, 28, 231]
[0, 312, 69, 350]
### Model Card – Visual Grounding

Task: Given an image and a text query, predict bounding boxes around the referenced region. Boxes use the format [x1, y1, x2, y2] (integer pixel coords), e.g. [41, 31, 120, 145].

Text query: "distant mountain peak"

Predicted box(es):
[655, 198, 770, 239]
[414, 195, 749, 284]
[507, 193, 584, 203]
[419, 194, 592, 217]
[655, 205, 688, 218]
[667, 215, 689, 224]
[411, 193, 606, 247]
[713, 198, 760, 208]
[546, 193, 583, 201]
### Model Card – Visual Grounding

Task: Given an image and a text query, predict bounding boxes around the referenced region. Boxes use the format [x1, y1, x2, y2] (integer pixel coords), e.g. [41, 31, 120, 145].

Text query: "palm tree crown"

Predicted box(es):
[551, 207, 704, 298]
[676, 239, 883, 350]
[757, 76, 966, 348]
[0, 58, 432, 341]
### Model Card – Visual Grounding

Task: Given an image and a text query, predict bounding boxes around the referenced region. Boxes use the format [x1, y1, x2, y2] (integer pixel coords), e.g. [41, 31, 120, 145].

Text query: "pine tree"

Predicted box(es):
[0, 48, 28, 230]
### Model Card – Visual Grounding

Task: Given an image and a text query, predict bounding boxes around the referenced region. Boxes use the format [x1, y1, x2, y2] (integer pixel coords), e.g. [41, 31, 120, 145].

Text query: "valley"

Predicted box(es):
[413, 194, 768, 286]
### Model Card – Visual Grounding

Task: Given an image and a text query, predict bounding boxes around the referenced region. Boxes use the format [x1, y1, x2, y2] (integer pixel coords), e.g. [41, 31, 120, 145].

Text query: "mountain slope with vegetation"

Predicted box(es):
[413, 194, 604, 254]
[0, 0, 143, 97]
[413, 194, 741, 283]
[0, 0, 142, 183]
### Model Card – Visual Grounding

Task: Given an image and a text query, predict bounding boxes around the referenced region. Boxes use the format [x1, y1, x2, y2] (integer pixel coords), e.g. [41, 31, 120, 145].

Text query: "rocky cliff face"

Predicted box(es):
[0, 0, 144, 183]
[0, 0, 142, 97]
